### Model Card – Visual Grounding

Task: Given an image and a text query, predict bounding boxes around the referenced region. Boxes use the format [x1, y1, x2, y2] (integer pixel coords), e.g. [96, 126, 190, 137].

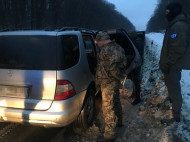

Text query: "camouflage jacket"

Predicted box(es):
[96, 41, 127, 85]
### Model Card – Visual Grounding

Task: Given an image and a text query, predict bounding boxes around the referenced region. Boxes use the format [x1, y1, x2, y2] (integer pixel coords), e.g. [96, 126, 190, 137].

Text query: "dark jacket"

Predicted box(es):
[96, 41, 127, 85]
[159, 14, 190, 73]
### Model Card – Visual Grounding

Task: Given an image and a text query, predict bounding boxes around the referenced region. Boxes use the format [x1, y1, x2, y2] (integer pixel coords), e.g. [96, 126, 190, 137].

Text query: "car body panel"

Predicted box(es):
[0, 30, 94, 127]
[56, 31, 94, 93]
[0, 70, 57, 110]
[124, 41, 142, 75]
[0, 90, 86, 127]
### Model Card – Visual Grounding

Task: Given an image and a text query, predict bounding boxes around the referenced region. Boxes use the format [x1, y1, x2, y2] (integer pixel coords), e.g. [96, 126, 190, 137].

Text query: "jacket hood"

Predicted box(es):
[169, 14, 188, 27]
[166, 2, 182, 22]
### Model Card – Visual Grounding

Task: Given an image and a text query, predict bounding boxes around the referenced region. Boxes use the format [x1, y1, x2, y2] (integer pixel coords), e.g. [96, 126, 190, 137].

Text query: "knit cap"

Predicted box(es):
[95, 31, 110, 41]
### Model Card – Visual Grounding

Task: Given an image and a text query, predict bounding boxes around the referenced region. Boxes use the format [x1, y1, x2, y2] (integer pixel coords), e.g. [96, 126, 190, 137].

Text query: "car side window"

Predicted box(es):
[83, 35, 96, 56]
[82, 35, 97, 74]
[61, 35, 79, 69]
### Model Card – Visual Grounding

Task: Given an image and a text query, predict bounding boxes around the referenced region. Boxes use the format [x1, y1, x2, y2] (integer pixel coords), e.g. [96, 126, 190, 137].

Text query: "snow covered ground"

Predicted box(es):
[144, 33, 190, 141]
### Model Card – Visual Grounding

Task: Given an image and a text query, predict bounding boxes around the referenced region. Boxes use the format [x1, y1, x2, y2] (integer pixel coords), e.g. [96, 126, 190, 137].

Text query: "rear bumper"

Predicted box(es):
[0, 91, 86, 127]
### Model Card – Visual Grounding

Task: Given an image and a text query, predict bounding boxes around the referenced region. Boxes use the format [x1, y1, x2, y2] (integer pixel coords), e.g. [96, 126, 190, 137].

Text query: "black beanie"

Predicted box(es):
[166, 2, 182, 22]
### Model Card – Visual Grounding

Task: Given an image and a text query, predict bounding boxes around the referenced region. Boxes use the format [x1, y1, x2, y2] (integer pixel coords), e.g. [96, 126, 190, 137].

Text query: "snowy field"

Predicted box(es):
[144, 33, 190, 141]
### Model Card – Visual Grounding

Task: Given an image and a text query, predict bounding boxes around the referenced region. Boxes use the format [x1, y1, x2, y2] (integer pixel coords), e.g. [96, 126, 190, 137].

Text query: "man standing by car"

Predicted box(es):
[159, 2, 190, 124]
[95, 31, 127, 142]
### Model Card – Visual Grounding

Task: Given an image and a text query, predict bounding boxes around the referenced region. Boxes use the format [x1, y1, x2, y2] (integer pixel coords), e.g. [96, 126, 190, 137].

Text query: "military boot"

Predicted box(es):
[160, 117, 180, 125]
[97, 136, 116, 142]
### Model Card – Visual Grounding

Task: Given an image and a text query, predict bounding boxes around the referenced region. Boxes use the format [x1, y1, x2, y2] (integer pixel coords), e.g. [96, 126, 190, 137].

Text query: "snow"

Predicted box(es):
[144, 32, 190, 141]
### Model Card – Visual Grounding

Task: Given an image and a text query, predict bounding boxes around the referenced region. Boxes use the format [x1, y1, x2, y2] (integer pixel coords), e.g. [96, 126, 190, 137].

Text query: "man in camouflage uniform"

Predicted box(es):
[95, 31, 127, 142]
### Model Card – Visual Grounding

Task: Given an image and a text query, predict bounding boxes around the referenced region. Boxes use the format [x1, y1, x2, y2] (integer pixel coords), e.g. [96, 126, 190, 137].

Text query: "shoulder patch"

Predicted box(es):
[171, 33, 177, 38]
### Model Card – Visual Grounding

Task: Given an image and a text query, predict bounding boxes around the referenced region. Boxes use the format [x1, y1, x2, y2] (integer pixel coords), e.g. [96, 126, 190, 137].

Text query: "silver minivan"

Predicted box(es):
[0, 29, 97, 129]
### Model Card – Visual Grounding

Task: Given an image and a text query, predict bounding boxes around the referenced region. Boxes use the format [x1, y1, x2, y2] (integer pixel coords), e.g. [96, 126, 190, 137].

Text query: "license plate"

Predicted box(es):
[0, 85, 28, 98]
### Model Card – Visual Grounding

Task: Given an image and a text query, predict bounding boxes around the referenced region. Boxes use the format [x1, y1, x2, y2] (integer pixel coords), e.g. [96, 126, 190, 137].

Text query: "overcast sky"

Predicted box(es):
[106, 0, 159, 31]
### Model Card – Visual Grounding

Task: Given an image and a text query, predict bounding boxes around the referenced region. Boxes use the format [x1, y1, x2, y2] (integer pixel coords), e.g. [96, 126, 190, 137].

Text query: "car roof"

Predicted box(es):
[0, 27, 96, 36]
[0, 30, 63, 36]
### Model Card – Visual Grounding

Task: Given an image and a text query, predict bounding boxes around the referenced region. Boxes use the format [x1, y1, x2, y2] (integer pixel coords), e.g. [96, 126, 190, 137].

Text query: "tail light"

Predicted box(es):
[55, 80, 76, 100]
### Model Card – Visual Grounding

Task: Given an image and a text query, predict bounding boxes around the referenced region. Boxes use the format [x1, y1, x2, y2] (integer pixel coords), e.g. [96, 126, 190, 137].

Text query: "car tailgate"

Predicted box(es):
[0, 69, 56, 110]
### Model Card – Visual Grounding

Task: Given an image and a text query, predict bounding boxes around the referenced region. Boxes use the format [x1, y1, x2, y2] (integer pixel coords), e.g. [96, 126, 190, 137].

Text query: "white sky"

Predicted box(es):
[106, 0, 159, 31]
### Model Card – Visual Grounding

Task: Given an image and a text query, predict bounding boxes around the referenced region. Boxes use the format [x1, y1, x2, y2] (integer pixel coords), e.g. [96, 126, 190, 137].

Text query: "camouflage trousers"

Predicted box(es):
[100, 81, 122, 139]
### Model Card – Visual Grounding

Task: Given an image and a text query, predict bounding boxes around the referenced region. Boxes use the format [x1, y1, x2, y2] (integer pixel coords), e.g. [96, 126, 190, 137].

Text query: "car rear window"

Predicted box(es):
[0, 35, 56, 70]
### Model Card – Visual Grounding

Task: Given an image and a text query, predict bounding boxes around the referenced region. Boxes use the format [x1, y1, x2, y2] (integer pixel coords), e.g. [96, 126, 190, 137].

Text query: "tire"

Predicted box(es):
[75, 89, 95, 130]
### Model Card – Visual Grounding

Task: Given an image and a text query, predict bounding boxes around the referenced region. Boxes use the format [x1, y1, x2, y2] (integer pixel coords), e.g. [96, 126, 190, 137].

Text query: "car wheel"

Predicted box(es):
[75, 89, 95, 130]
